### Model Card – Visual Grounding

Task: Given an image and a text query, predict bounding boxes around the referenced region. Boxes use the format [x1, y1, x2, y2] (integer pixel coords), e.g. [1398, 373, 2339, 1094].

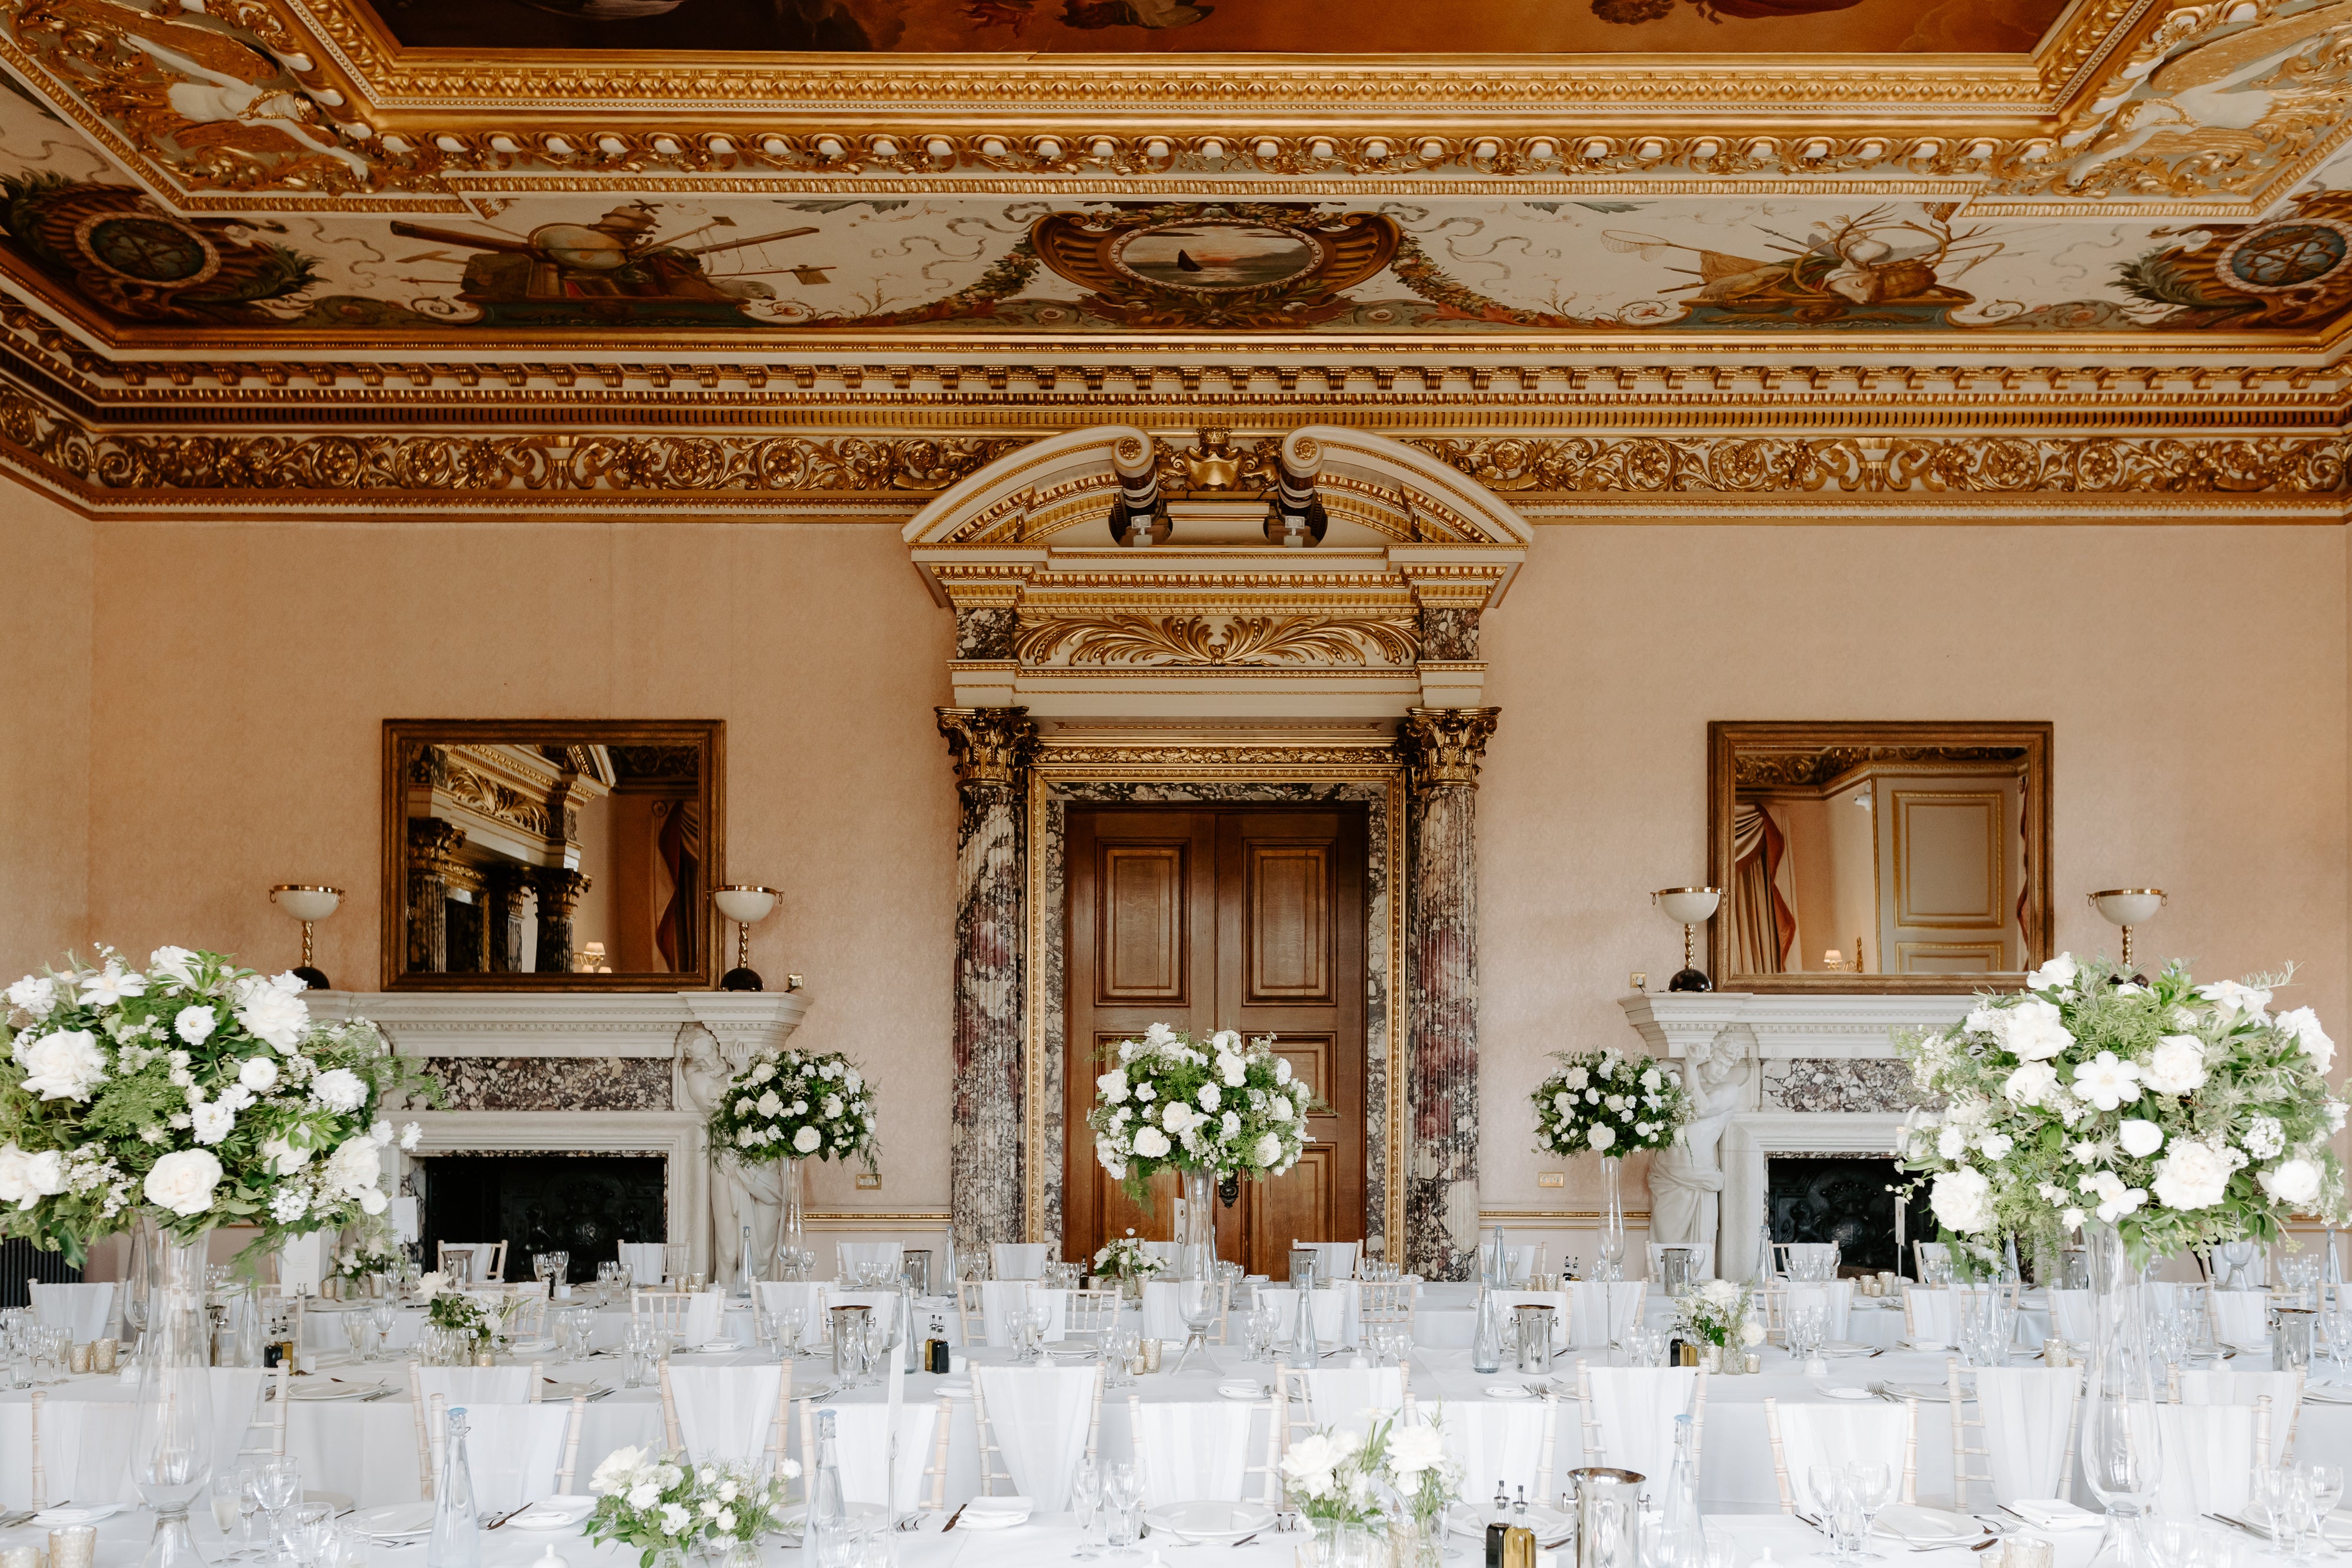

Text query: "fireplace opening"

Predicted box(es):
[1765, 1155, 1933, 1275]
[416, 1154, 666, 1283]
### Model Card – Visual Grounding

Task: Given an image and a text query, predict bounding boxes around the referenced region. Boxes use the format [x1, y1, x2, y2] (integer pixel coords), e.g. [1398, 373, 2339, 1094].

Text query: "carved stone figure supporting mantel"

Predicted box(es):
[938, 705, 1039, 1256]
[1646, 1027, 1753, 1251]
[1399, 705, 1499, 1281]
[533, 866, 592, 974]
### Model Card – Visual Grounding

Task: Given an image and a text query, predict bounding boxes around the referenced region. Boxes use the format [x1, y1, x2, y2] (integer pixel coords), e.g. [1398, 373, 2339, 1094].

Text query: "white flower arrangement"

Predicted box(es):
[702, 1048, 878, 1171]
[1530, 1048, 1693, 1159]
[1091, 1229, 1166, 1283]
[587, 1447, 796, 1563]
[1383, 1414, 1464, 1530]
[1278, 1419, 1391, 1526]
[1895, 953, 2350, 1262]
[1676, 1278, 1763, 1350]
[1086, 1023, 1325, 1198]
[0, 947, 437, 1261]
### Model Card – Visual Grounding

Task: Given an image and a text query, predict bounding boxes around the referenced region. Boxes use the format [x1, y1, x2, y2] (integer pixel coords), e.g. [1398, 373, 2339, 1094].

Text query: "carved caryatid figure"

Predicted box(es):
[677, 1027, 781, 1284]
[1646, 1031, 1751, 1253]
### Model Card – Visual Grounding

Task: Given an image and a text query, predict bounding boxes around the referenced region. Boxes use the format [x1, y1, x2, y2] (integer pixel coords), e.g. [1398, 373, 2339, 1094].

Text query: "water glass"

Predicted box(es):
[282, 1503, 335, 1568]
[1104, 1463, 1143, 1554]
[251, 1455, 302, 1545]
[1070, 1463, 1104, 1559]
[2281, 1254, 2324, 1310]
[343, 1313, 371, 1363]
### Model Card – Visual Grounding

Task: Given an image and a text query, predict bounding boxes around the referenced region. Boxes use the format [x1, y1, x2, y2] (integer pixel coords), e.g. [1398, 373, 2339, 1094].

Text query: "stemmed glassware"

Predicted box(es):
[368, 1299, 397, 1361]
[1070, 1463, 1104, 1560]
[343, 1314, 372, 1364]
[1103, 1463, 1142, 1558]
[532, 1251, 570, 1293]
[250, 1457, 302, 1552]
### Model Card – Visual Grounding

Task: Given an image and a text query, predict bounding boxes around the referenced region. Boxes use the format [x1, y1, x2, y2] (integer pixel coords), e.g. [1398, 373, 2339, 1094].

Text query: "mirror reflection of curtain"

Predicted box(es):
[1731, 801, 1797, 973]
[654, 801, 701, 971]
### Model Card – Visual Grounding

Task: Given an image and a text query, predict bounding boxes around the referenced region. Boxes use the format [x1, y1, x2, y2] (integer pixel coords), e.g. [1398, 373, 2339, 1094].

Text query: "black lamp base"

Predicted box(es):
[1219, 1174, 1240, 1208]
[720, 966, 765, 992]
[291, 965, 332, 992]
[1667, 967, 1713, 993]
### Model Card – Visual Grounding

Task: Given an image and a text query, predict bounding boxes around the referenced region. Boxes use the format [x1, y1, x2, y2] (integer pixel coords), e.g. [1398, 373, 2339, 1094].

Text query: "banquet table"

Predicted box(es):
[11, 1332, 2352, 1514]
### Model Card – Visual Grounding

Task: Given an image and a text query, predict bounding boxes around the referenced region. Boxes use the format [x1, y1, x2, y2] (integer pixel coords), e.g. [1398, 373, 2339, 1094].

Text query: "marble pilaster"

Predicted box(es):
[937, 706, 1038, 1256]
[1399, 706, 1499, 1282]
[533, 866, 592, 974]
[486, 864, 533, 973]
[404, 817, 466, 975]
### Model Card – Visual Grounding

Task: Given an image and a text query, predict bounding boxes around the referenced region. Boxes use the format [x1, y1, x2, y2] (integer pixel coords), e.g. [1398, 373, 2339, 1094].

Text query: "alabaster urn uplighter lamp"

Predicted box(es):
[2089, 888, 2167, 981]
[268, 884, 342, 991]
[713, 884, 781, 991]
[1652, 887, 1723, 992]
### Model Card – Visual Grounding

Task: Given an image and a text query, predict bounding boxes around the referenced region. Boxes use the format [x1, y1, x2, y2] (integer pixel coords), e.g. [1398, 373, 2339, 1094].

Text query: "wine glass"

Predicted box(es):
[1806, 1466, 1853, 1562]
[2254, 1467, 2301, 1557]
[1844, 1462, 1893, 1561]
[368, 1299, 397, 1360]
[2304, 1465, 2342, 1557]
[1104, 1463, 1142, 1557]
[1070, 1463, 1104, 1560]
[251, 1456, 302, 1547]
[343, 1313, 371, 1364]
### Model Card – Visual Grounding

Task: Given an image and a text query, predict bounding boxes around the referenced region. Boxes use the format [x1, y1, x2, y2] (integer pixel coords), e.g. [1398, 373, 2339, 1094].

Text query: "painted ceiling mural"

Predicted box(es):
[369, 0, 2065, 58]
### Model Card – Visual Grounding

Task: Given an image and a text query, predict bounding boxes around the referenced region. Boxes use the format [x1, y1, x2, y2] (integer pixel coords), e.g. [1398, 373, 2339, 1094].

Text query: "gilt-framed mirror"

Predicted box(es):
[1706, 721, 2053, 994]
[380, 719, 727, 991]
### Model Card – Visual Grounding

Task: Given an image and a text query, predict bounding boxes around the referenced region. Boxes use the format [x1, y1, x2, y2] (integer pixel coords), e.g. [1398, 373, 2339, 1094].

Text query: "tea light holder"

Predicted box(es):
[49, 1525, 96, 1568]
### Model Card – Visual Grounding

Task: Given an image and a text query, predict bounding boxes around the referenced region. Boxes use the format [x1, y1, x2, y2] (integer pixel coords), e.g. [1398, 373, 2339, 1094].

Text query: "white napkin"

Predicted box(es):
[2005, 1499, 2100, 1530]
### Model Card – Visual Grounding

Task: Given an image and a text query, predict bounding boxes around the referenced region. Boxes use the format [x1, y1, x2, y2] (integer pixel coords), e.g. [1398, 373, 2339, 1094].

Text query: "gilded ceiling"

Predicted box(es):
[0, 0, 2342, 514]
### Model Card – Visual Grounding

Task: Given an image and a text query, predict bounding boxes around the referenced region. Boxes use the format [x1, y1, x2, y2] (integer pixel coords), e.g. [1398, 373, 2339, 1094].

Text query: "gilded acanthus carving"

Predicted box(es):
[1013, 613, 1419, 669]
[936, 707, 1039, 794]
[1733, 745, 2022, 789]
[1398, 707, 1501, 792]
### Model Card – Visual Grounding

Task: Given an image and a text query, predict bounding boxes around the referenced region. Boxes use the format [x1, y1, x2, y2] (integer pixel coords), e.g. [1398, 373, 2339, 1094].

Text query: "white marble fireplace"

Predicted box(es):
[1621, 991, 1974, 1280]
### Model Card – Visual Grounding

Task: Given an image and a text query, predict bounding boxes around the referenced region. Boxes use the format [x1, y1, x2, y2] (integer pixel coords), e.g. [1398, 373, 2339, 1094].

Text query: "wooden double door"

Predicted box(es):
[1063, 806, 1366, 1275]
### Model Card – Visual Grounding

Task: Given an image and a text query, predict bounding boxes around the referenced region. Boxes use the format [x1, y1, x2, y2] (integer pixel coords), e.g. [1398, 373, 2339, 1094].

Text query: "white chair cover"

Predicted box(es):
[1304, 1242, 1360, 1282]
[1580, 1366, 1700, 1480]
[15, 1368, 272, 1507]
[2047, 1289, 2095, 1345]
[1482, 1244, 1545, 1286]
[1428, 1400, 1552, 1498]
[2176, 1369, 2303, 1413]
[992, 1244, 1051, 1281]
[457, 1403, 573, 1514]
[414, 1365, 536, 1407]
[29, 1282, 115, 1342]
[833, 1290, 906, 1340]
[1770, 1401, 1912, 1514]
[1905, 1288, 1957, 1348]
[1780, 1243, 1839, 1278]
[1646, 1243, 1716, 1282]
[1297, 1368, 1406, 1439]
[1140, 1281, 1187, 1342]
[616, 1242, 666, 1286]
[212, 1367, 269, 1461]
[1783, 1281, 1854, 1340]
[978, 1282, 1066, 1347]
[1975, 1368, 2082, 1505]
[276, 1233, 325, 1294]
[1132, 1399, 1256, 1503]
[2212, 1292, 2273, 1347]
[1496, 1291, 1571, 1350]
[816, 1399, 941, 1512]
[758, 1281, 833, 1348]
[1254, 1286, 1349, 1348]
[2151, 1403, 2263, 1522]
[837, 1243, 904, 1280]
[973, 1366, 1095, 1509]
[1568, 1282, 1645, 1350]
[668, 1364, 780, 1467]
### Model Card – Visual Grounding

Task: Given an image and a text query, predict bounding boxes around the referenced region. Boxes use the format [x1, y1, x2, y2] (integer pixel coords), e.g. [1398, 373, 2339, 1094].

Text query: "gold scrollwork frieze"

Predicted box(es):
[1012, 612, 1419, 669]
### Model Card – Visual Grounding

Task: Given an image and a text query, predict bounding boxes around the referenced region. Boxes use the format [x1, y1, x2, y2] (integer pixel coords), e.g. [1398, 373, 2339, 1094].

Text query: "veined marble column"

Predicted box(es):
[1399, 706, 1500, 1281]
[405, 818, 466, 975]
[486, 864, 533, 973]
[533, 866, 592, 974]
[937, 704, 1038, 1257]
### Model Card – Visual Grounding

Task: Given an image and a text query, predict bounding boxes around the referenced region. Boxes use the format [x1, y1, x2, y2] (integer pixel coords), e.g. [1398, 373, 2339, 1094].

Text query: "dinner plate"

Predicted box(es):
[509, 1337, 558, 1354]
[1145, 1503, 1277, 1544]
[288, 1377, 387, 1401]
[1218, 1382, 1267, 1400]
[1873, 1505, 1980, 1544]
[539, 1380, 604, 1400]
[1483, 1383, 1534, 1399]
[509, 1496, 597, 1530]
[352, 1503, 437, 1539]
[1885, 1379, 1967, 1402]
[777, 1502, 891, 1530]
[934, 1381, 973, 1398]
[1822, 1342, 1873, 1356]
[960, 1497, 1035, 1532]
[31, 1506, 121, 1527]
[1819, 1386, 1876, 1400]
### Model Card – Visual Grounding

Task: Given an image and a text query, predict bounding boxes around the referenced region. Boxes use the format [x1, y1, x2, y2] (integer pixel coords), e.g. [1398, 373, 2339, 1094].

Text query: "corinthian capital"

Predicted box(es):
[1399, 707, 1501, 791]
[937, 706, 1038, 793]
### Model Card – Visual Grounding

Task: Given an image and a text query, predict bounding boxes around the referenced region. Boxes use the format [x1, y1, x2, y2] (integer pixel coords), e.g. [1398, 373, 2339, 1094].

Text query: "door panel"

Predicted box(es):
[1065, 805, 1366, 1272]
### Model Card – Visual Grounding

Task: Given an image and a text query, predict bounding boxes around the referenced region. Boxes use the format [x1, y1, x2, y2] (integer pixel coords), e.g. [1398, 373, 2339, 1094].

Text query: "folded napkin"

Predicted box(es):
[960, 1496, 1034, 1531]
[2006, 1499, 2100, 1531]
[510, 1496, 596, 1529]
[32, 1506, 121, 1527]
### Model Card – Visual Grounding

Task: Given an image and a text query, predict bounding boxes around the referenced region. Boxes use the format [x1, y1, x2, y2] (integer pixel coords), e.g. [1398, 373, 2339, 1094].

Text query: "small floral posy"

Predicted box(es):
[1895, 952, 2351, 1263]
[586, 1446, 794, 1567]
[1278, 1417, 1392, 1527]
[1092, 1229, 1166, 1283]
[1087, 1022, 1327, 1199]
[1531, 1048, 1693, 1159]
[416, 1273, 498, 1349]
[703, 1048, 878, 1171]
[1676, 1278, 1763, 1350]
[0, 946, 439, 1262]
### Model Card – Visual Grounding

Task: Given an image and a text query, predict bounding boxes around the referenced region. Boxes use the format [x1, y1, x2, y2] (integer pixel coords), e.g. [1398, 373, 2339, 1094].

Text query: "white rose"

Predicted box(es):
[16, 1029, 106, 1101]
[1220, 1055, 1245, 1087]
[173, 1004, 219, 1045]
[400, 1122, 422, 1151]
[1271, 1096, 1294, 1122]
[232, 978, 309, 1052]
[2259, 1158, 2324, 1207]
[1275, 1058, 1292, 1084]
[1937, 1125, 1967, 1161]
[824, 1095, 843, 1119]
[1742, 1322, 1766, 1346]
[1552, 1091, 1575, 1116]
[260, 1135, 312, 1175]
[1097, 1069, 1129, 1104]
[1588, 1124, 1615, 1152]
[306, 1067, 363, 1113]
[1162, 1101, 1191, 1132]
[793, 1126, 821, 1153]
[2118, 1119, 2164, 1158]
[1133, 1126, 1171, 1158]
[751, 1061, 776, 1084]
[238, 1055, 279, 1093]
[143, 1148, 223, 1216]
[323, 1135, 382, 1197]
[2277, 1007, 2336, 1075]
[4, 976, 58, 1018]
[1929, 1166, 1994, 1234]
[190, 1101, 235, 1145]
[1197, 1082, 1221, 1112]
[753, 1089, 781, 1118]
[2005, 998, 2075, 1061]
[2151, 1139, 2232, 1211]
[1963, 1005, 2007, 1039]
[2142, 1035, 2208, 1095]
[1254, 1133, 1282, 1166]
[2003, 1062, 2060, 1106]
[0, 1144, 29, 1206]
[1978, 1132, 2014, 1160]
[2026, 953, 2078, 992]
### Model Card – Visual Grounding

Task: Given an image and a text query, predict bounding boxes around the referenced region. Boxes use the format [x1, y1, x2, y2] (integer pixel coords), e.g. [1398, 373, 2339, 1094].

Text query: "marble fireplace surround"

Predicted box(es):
[307, 989, 814, 1278]
[1621, 991, 1975, 1283]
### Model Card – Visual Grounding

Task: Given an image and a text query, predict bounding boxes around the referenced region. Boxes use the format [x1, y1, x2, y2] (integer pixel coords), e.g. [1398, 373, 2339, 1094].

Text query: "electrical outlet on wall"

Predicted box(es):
[856, 1172, 881, 1190]
[1629, 972, 1648, 992]
[1538, 1172, 1565, 1189]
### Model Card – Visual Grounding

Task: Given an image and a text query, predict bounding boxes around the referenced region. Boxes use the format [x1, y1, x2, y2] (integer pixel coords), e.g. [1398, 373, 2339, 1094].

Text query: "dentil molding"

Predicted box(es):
[1620, 991, 1976, 1062]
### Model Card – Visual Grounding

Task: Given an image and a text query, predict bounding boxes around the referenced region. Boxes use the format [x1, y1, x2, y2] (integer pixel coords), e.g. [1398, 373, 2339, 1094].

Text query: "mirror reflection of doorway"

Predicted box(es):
[1061, 806, 1366, 1276]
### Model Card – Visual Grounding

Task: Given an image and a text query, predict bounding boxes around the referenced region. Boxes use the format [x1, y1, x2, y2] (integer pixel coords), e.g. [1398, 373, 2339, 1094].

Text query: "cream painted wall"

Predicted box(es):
[5, 513, 2347, 1245]
[1479, 524, 2352, 1259]
[72, 520, 960, 1213]
[0, 486, 89, 967]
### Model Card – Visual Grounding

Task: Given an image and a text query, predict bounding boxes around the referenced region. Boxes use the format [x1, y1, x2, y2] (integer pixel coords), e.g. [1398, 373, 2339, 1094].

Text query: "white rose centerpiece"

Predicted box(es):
[1896, 953, 2348, 1262]
[1086, 1023, 1325, 1196]
[702, 1048, 878, 1171]
[1530, 1048, 1693, 1159]
[0, 946, 438, 1260]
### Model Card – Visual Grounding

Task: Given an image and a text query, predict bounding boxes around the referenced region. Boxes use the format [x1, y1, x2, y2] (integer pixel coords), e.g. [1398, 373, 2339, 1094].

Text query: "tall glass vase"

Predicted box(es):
[2080, 1220, 2162, 1567]
[773, 1156, 807, 1280]
[1172, 1166, 1221, 1375]
[122, 1211, 158, 1365]
[1596, 1156, 1628, 1282]
[132, 1228, 216, 1568]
